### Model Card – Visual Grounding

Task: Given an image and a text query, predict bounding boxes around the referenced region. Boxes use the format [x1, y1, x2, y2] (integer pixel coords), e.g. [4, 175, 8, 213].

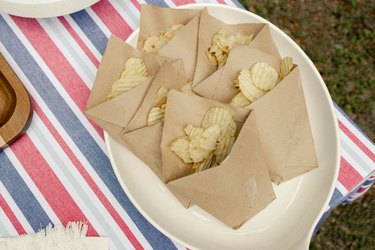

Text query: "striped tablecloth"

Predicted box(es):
[0, 0, 374, 249]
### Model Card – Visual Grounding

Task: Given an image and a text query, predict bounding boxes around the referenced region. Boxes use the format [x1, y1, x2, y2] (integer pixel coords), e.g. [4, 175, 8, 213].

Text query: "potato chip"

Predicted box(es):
[107, 57, 150, 100]
[161, 24, 184, 40]
[184, 124, 203, 140]
[180, 82, 196, 95]
[142, 36, 167, 54]
[279, 56, 294, 81]
[147, 106, 165, 126]
[207, 29, 253, 68]
[170, 136, 193, 164]
[250, 62, 279, 91]
[201, 107, 237, 165]
[143, 24, 184, 53]
[170, 107, 236, 172]
[193, 152, 214, 172]
[154, 87, 169, 107]
[237, 70, 267, 102]
[189, 125, 220, 163]
[230, 92, 251, 108]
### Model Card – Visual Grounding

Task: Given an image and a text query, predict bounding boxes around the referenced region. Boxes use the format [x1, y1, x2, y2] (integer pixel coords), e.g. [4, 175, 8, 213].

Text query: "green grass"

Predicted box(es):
[239, 0, 375, 249]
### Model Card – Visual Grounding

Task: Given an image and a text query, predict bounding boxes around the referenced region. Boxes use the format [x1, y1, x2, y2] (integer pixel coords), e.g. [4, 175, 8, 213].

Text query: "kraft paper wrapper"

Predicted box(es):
[158, 15, 200, 80]
[137, 4, 200, 50]
[85, 35, 160, 145]
[194, 45, 281, 102]
[124, 62, 189, 133]
[85, 35, 180, 145]
[192, 9, 263, 86]
[122, 123, 164, 180]
[161, 90, 250, 183]
[163, 100, 275, 228]
[248, 67, 318, 183]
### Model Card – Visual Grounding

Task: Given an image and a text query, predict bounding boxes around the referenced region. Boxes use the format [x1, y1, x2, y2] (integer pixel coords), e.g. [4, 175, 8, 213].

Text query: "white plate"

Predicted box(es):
[106, 4, 340, 250]
[0, 0, 99, 18]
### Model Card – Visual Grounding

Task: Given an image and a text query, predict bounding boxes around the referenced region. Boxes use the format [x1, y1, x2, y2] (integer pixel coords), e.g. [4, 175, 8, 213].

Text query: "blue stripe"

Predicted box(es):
[144, 0, 169, 8]
[69, 10, 109, 54]
[334, 102, 374, 144]
[0, 151, 52, 232]
[328, 188, 344, 208]
[0, 16, 176, 249]
[230, 0, 245, 9]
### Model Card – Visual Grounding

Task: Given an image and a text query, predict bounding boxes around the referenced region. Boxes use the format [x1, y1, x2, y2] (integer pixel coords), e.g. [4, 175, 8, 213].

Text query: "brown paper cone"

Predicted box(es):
[158, 15, 200, 80]
[85, 35, 164, 145]
[248, 67, 318, 183]
[137, 4, 201, 50]
[122, 123, 164, 180]
[248, 24, 281, 58]
[124, 62, 189, 133]
[192, 10, 263, 86]
[161, 90, 250, 182]
[194, 45, 281, 103]
[168, 110, 275, 229]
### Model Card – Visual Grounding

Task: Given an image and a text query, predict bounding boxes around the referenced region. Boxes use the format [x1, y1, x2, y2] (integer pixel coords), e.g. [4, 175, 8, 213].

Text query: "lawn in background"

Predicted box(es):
[239, 0, 375, 249]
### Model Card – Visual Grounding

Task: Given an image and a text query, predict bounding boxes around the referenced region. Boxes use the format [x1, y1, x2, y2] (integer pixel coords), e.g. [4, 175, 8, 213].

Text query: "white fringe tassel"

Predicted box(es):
[0, 221, 89, 250]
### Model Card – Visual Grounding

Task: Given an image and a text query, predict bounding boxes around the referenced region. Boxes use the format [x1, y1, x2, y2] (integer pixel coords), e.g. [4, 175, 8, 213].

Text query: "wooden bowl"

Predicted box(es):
[0, 54, 32, 149]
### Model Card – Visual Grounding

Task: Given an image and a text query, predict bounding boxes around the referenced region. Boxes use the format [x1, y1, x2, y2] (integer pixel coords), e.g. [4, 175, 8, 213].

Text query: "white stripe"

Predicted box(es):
[0, 47, 152, 249]
[1, 16, 107, 153]
[0, 207, 18, 236]
[45, 18, 97, 76]
[336, 109, 375, 154]
[172, 240, 187, 250]
[85, 8, 111, 37]
[0, 181, 34, 233]
[223, 0, 237, 7]
[108, 0, 139, 30]
[341, 147, 368, 178]
[30, 113, 152, 249]
[164, 0, 176, 7]
[37, 19, 96, 87]
[63, 15, 102, 61]
[341, 132, 374, 175]
[27, 115, 133, 250]
[336, 181, 348, 195]
[3, 148, 61, 225]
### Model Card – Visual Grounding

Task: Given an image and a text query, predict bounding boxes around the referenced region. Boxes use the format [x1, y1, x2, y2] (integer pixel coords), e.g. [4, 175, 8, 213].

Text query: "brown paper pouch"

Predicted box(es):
[193, 10, 263, 86]
[158, 15, 200, 80]
[123, 62, 189, 133]
[137, 4, 201, 50]
[167, 110, 275, 229]
[248, 24, 280, 58]
[85, 35, 164, 145]
[194, 45, 281, 103]
[248, 67, 318, 184]
[161, 90, 250, 183]
[122, 123, 164, 180]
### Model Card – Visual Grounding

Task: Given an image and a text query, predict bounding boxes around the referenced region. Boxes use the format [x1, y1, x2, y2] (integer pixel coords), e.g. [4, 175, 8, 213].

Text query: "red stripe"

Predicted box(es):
[0, 194, 26, 234]
[131, 0, 141, 10]
[58, 16, 100, 68]
[216, 0, 226, 4]
[339, 120, 375, 162]
[91, 0, 133, 40]
[32, 100, 144, 248]
[338, 157, 363, 191]
[10, 135, 97, 236]
[173, 0, 196, 5]
[12, 16, 104, 139]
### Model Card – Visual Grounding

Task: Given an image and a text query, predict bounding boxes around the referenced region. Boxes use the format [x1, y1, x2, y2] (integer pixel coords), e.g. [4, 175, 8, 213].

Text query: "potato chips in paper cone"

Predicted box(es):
[85, 36, 160, 145]
[123, 62, 189, 133]
[166, 102, 275, 228]
[194, 45, 281, 103]
[248, 67, 318, 183]
[193, 9, 263, 86]
[160, 90, 250, 182]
